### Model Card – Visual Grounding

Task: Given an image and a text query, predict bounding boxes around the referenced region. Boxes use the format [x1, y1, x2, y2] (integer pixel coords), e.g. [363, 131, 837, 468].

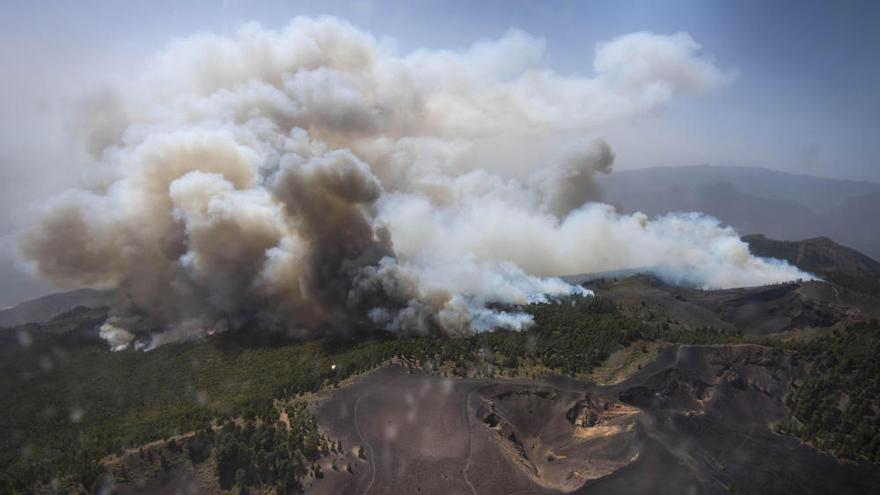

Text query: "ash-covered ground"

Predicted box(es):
[307, 344, 879, 495]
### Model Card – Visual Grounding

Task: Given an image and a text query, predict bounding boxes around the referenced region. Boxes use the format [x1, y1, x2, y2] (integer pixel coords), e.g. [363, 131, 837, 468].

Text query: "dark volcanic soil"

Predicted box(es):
[310, 347, 880, 495]
[590, 345, 880, 494]
[309, 366, 560, 495]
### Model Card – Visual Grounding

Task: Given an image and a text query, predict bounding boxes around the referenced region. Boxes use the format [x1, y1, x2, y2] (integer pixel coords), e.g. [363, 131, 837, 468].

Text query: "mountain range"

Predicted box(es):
[599, 165, 880, 260]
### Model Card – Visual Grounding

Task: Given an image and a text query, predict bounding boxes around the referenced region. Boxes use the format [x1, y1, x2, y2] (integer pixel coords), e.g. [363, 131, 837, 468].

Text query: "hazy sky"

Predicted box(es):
[1, 0, 879, 307]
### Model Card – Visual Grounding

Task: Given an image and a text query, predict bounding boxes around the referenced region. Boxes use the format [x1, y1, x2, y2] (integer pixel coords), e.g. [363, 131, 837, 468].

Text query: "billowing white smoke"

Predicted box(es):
[20, 17, 809, 349]
[98, 323, 136, 352]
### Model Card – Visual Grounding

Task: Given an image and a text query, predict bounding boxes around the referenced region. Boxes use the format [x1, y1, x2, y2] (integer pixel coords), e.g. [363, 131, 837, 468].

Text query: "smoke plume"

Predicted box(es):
[19, 17, 809, 349]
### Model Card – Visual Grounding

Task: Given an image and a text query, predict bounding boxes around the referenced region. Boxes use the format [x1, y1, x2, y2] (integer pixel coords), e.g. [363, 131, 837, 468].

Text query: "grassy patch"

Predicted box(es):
[587, 340, 662, 385]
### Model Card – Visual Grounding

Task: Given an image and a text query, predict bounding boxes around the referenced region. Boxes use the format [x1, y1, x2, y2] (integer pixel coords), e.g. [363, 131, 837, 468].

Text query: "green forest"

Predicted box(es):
[778, 319, 880, 462]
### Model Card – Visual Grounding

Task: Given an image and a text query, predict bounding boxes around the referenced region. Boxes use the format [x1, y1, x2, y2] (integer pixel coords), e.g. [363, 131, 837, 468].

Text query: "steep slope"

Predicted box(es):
[744, 235, 880, 296]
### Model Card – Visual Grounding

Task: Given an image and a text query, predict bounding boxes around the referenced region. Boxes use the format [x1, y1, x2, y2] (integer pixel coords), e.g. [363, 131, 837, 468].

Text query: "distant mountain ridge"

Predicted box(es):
[599, 165, 880, 211]
[0, 288, 111, 328]
[599, 165, 880, 260]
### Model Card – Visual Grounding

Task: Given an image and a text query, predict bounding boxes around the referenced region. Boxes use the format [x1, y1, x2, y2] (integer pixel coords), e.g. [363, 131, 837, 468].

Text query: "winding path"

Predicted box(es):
[353, 393, 377, 495]
[463, 383, 490, 495]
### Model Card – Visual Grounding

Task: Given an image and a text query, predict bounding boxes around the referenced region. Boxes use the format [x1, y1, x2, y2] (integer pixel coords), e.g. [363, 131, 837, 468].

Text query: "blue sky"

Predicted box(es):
[2, 0, 878, 180]
[0, 0, 878, 307]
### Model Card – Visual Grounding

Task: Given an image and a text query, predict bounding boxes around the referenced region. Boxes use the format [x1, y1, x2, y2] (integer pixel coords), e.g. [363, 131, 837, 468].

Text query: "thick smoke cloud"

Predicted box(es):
[20, 17, 807, 349]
